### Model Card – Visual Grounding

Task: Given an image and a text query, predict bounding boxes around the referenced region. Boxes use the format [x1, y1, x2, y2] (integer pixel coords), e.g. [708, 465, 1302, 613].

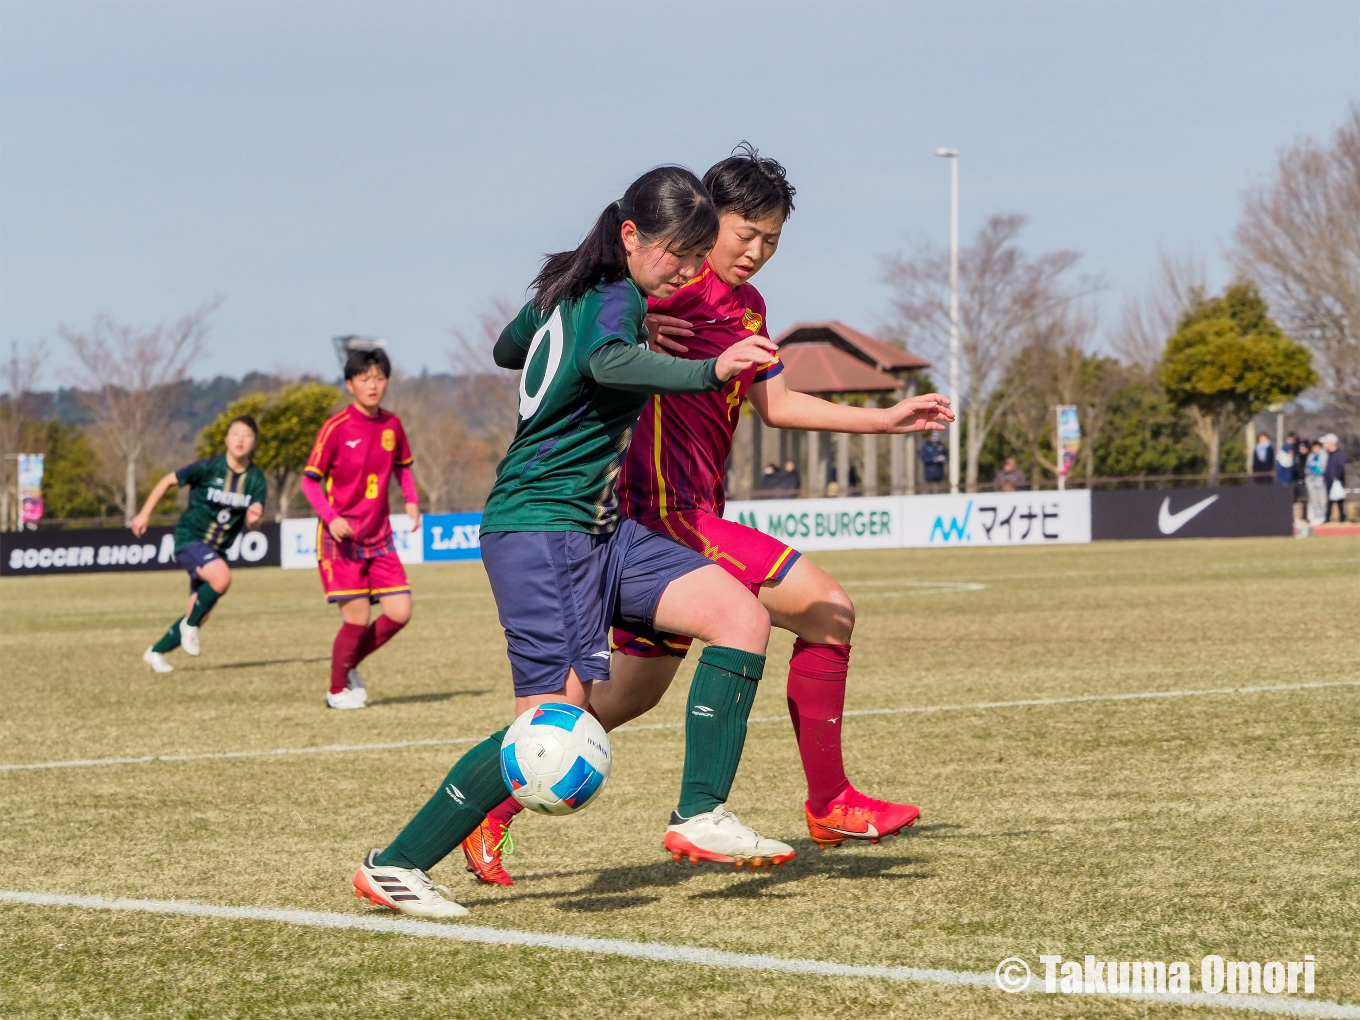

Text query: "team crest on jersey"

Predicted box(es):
[381, 429, 396, 452]
[741, 309, 763, 334]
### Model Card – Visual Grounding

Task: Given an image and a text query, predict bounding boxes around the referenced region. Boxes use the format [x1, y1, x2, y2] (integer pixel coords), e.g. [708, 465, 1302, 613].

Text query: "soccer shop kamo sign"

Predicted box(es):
[723, 492, 1092, 551]
[0, 524, 281, 577]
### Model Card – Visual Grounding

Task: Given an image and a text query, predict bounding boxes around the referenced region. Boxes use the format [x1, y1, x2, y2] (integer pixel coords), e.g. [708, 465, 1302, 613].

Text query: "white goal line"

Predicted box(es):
[1, 890, 1355, 1018]
[2, 679, 1356, 774]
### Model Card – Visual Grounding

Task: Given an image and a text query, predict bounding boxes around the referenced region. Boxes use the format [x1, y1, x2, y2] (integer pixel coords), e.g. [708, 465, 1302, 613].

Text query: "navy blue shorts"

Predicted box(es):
[175, 541, 222, 593]
[480, 517, 712, 697]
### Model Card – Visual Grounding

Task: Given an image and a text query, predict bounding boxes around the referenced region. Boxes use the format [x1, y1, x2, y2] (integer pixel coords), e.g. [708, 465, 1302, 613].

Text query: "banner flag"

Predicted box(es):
[1056, 407, 1081, 479]
[18, 454, 43, 526]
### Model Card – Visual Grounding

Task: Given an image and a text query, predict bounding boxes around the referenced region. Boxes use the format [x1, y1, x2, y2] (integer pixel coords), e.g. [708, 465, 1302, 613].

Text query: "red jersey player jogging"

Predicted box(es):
[301, 347, 420, 710]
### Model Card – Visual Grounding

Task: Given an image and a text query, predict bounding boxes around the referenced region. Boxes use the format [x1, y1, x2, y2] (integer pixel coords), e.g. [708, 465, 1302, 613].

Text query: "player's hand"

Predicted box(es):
[714, 334, 779, 382]
[644, 314, 693, 355]
[129, 513, 150, 538]
[246, 503, 264, 529]
[328, 517, 355, 541]
[880, 392, 955, 433]
[405, 502, 421, 532]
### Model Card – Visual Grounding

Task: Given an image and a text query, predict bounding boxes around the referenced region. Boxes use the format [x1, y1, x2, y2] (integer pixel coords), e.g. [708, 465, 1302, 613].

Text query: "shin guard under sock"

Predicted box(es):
[353, 614, 405, 667]
[374, 727, 512, 871]
[186, 584, 222, 627]
[787, 639, 851, 816]
[151, 617, 184, 654]
[330, 622, 366, 694]
[676, 645, 765, 818]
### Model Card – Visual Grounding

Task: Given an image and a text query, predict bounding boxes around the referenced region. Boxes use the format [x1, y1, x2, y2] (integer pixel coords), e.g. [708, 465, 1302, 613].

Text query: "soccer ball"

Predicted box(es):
[500, 702, 612, 816]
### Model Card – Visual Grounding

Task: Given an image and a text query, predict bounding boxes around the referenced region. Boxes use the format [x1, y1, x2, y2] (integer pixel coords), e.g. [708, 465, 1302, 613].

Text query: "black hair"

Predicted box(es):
[227, 414, 259, 438]
[344, 347, 392, 381]
[531, 165, 718, 313]
[703, 142, 796, 223]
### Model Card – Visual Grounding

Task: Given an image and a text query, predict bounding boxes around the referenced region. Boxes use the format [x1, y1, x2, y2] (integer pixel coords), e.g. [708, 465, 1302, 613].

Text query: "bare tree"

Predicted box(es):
[1110, 250, 1207, 369]
[997, 300, 1101, 486]
[0, 342, 46, 530]
[63, 304, 215, 522]
[450, 298, 521, 459]
[1233, 107, 1360, 436]
[882, 215, 1095, 491]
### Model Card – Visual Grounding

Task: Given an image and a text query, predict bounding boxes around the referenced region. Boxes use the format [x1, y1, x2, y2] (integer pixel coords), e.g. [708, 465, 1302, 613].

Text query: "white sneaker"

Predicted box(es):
[326, 686, 367, 710]
[353, 850, 469, 918]
[663, 806, 795, 871]
[347, 668, 367, 703]
[179, 620, 201, 656]
[143, 647, 174, 673]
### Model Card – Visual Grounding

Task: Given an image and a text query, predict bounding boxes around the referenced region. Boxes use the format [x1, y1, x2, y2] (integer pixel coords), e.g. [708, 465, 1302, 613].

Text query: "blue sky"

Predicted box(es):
[2, 1, 1357, 384]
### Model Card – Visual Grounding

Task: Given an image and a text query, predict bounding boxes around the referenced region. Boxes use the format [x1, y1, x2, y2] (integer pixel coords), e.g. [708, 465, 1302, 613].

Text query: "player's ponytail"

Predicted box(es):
[531, 166, 718, 313]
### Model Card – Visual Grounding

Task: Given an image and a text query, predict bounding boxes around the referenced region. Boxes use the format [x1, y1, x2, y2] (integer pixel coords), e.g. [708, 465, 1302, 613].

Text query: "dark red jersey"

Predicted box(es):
[303, 406, 413, 552]
[616, 263, 783, 523]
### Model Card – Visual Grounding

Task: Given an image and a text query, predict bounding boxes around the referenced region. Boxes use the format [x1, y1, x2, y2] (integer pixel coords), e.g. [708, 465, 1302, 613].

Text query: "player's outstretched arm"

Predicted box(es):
[749, 374, 953, 434]
[129, 472, 179, 537]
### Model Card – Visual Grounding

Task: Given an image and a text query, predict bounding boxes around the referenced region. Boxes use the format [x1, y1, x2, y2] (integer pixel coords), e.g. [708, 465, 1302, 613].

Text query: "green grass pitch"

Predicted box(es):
[1, 537, 1357, 1019]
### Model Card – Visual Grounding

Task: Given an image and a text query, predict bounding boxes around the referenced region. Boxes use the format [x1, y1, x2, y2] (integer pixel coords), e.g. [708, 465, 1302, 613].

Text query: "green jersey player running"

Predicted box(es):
[133, 415, 268, 672]
[353, 166, 792, 919]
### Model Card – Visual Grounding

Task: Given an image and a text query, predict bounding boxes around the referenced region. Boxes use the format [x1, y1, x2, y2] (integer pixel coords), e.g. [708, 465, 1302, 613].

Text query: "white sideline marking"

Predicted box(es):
[2, 891, 1356, 1017]
[2, 679, 1357, 774]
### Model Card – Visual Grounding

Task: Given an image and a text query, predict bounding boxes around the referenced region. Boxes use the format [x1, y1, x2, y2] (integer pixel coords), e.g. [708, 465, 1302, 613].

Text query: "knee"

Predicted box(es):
[385, 603, 412, 626]
[799, 584, 855, 645]
[209, 573, 231, 595]
[727, 597, 771, 652]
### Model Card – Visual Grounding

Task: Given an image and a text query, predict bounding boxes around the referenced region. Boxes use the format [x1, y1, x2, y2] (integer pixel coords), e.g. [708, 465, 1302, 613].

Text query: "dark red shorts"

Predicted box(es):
[611, 508, 799, 659]
[318, 531, 410, 603]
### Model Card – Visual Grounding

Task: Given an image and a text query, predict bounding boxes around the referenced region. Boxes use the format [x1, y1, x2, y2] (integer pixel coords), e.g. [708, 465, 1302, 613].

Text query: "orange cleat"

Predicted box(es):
[461, 814, 515, 886]
[805, 787, 920, 848]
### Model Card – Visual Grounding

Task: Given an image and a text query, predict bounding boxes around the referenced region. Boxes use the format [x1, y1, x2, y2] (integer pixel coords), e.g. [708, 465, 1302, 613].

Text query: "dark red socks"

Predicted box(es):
[354, 615, 405, 667]
[330, 623, 367, 694]
[786, 638, 852, 816]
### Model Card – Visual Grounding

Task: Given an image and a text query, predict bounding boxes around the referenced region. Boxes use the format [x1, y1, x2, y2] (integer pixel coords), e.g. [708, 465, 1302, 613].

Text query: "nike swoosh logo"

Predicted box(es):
[1157, 495, 1218, 535]
[480, 846, 495, 864]
[821, 822, 880, 838]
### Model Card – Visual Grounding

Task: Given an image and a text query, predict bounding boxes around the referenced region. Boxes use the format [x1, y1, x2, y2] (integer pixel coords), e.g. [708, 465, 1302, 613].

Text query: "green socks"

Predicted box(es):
[187, 584, 222, 626]
[151, 618, 184, 654]
[374, 727, 512, 871]
[676, 645, 765, 818]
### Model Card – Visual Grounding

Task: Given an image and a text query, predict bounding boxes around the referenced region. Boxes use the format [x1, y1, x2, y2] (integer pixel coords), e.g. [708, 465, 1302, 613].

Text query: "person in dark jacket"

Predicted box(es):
[1322, 433, 1347, 523]
[1252, 432, 1274, 484]
[920, 437, 947, 484]
[1275, 432, 1297, 486]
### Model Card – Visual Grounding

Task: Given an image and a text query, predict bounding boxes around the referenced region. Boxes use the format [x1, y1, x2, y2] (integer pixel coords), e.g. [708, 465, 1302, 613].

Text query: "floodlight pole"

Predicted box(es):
[936, 148, 960, 494]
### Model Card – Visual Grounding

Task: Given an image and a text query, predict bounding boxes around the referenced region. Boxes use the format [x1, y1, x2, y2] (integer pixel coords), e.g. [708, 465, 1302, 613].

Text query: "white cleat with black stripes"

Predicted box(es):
[352, 849, 469, 919]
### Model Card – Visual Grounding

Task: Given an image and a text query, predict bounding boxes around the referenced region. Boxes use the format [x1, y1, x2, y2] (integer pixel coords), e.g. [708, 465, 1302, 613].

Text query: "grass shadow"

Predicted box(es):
[369, 690, 491, 706]
[192, 657, 329, 671]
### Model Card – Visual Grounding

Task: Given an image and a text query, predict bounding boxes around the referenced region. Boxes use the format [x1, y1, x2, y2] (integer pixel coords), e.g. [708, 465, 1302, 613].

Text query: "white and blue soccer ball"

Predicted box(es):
[500, 702, 612, 815]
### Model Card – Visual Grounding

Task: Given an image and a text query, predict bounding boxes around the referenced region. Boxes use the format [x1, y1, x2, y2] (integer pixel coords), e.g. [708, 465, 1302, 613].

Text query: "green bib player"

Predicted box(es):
[132, 415, 268, 673]
[352, 166, 795, 919]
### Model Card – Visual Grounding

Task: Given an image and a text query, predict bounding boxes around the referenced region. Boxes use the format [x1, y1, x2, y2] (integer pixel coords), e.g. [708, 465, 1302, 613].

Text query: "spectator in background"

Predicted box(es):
[994, 457, 1027, 492]
[759, 462, 779, 494]
[920, 436, 947, 484]
[1275, 432, 1297, 486]
[1322, 433, 1347, 522]
[1252, 432, 1274, 484]
[774, 458, 800, 492]
[1304, 440, 1329, 525]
